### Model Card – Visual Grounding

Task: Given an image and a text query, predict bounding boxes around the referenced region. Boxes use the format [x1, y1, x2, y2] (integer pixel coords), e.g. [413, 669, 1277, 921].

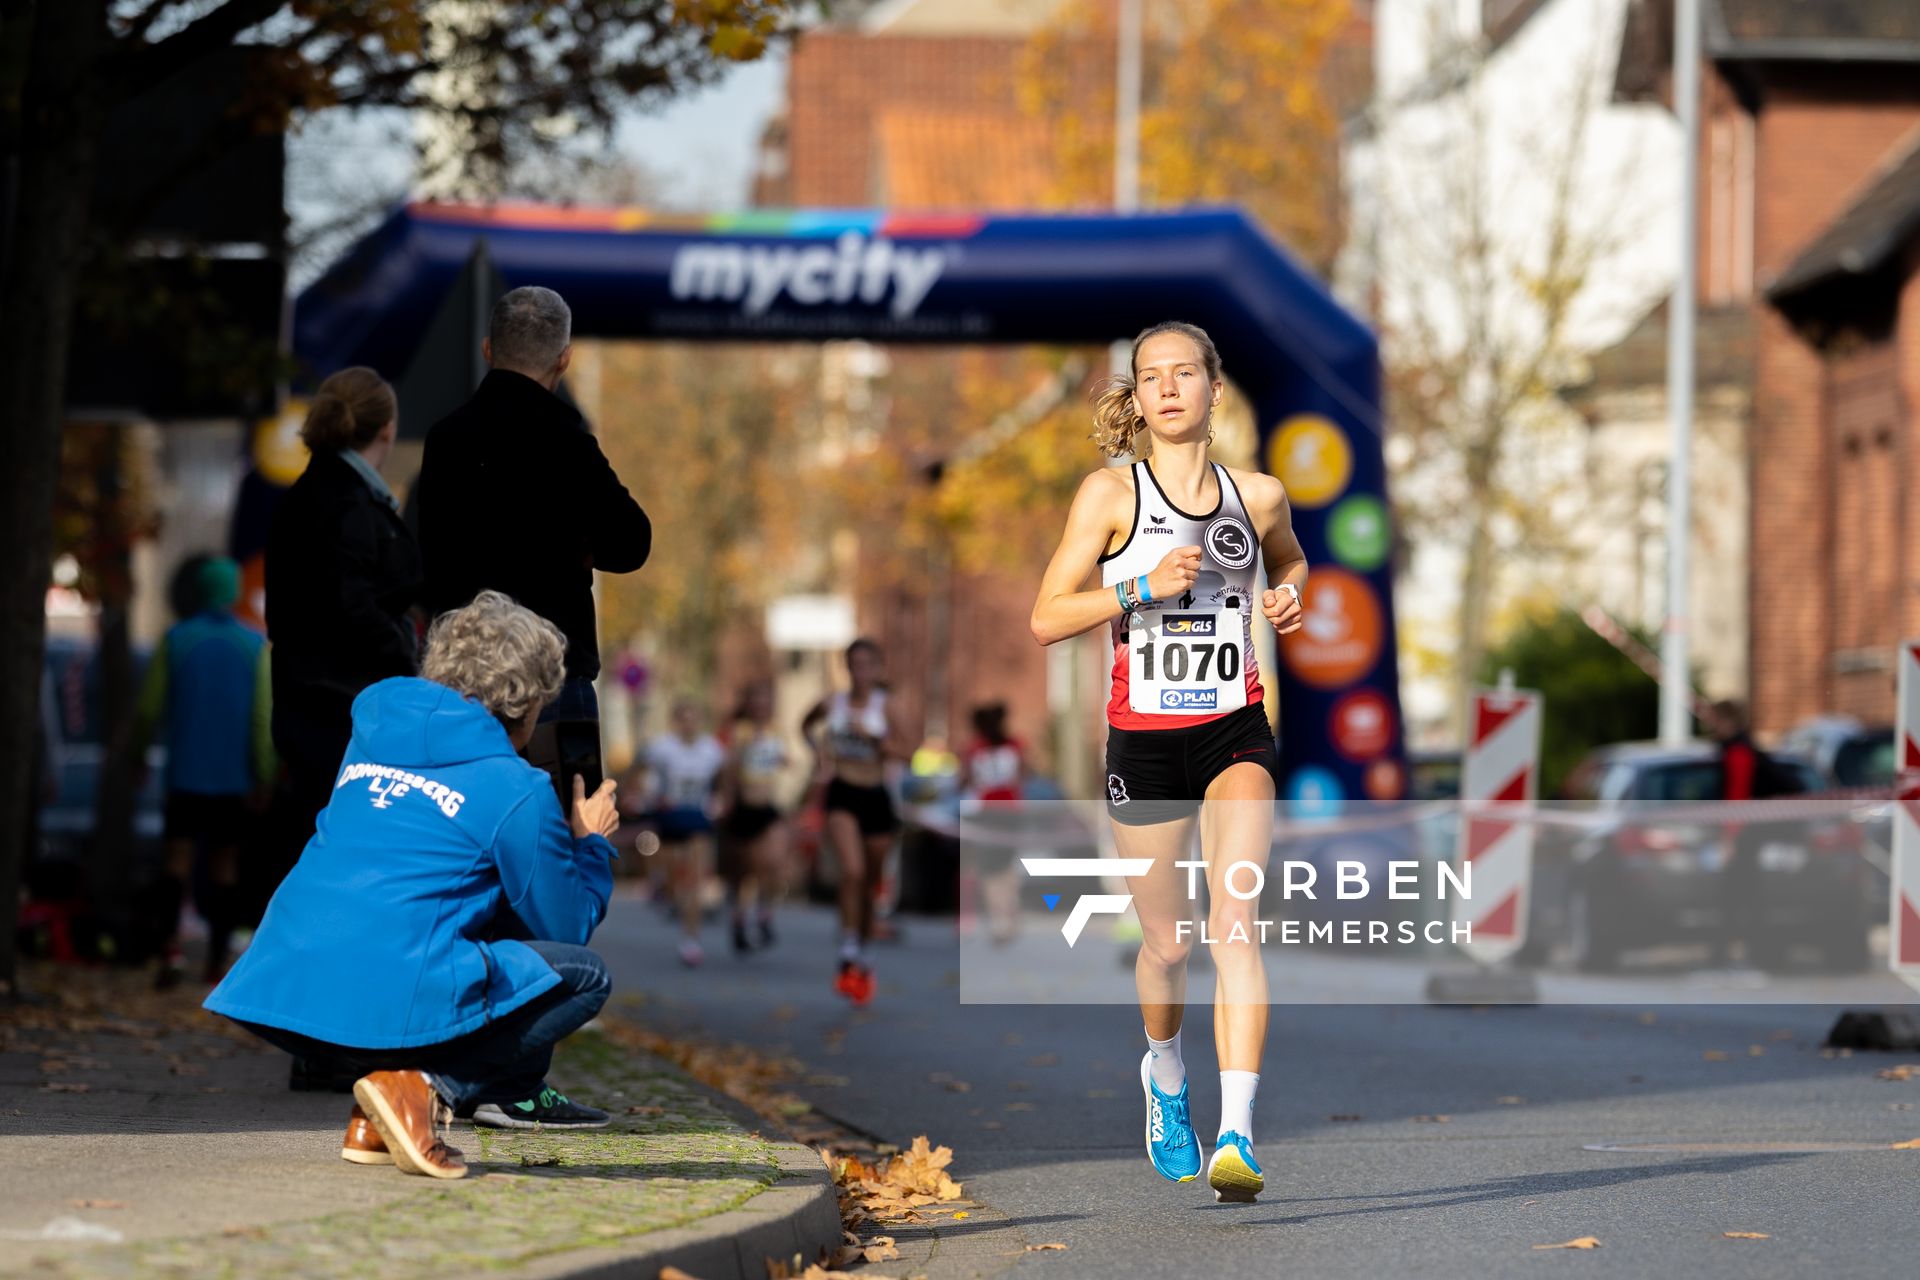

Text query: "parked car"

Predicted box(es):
[36, 634, 166, 867]
[1525, 741, 1874, 973]
[1778, 717, 1896, 789]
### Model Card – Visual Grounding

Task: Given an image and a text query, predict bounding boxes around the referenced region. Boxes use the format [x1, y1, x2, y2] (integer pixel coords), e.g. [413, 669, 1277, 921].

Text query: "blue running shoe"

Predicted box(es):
[1207, 1130, 1264, 1203]
[1139, 1052, 1201, 1182]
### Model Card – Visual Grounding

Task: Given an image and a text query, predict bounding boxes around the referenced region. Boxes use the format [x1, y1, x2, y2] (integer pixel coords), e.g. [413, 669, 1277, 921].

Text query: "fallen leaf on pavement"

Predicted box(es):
[954, 1211, 969, 1220]
[1412, 1115, 1450, 1124]
[1702, 1051, 1729, 1061]
[1888, 1103, 1913, 1112]
[981, 1121, 1003, 1130]
[627, 1105, 665, 1116]
[1533, 1237, 1602, 1250]
[944, 1080, 972, 1094]
[1496, 1096, 1525, 1105]
[1875, 1065, 1920, 1082]
[660, 1267, 702, 1280]
[68, 1200, 127, 1209]
[1005, 1102, 1035, 1112]
[1329, 1114, 1363, 1122]
[42, 1082, 89, 1093]
[1889, 1138, 1920, 1149]
[1722, 1232, 1770, 1240]
[861, 1236, 901, 1263]
[1026, 1243, 1068, 1252]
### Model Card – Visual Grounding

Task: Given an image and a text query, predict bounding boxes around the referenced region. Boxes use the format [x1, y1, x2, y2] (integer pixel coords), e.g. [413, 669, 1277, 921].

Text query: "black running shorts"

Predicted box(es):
[824, 778, 899, 837]
[1103, 703, 1277, 827]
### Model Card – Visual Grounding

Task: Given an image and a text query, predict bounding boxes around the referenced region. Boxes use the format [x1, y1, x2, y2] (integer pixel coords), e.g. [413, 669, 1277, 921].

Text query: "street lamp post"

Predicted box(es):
[1662, 0, 1700, 744]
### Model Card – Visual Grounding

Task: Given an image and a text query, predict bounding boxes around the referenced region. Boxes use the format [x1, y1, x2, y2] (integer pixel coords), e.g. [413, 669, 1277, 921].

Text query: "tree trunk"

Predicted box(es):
[0, 0, 108, 996]
[91, 424, 138, 891]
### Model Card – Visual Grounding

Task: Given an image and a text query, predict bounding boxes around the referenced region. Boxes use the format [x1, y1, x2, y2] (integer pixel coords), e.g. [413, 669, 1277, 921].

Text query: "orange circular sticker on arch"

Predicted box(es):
[1266, 414, 1352, 509]
[1281, 568, 1384, 688]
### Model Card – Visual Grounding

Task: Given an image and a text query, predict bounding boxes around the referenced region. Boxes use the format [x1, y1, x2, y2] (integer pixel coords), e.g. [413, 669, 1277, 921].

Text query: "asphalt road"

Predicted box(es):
[593, 897, 1920, 1279]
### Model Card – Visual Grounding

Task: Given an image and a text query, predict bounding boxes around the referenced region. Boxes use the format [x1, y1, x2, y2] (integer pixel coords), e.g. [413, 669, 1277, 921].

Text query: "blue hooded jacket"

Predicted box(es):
[206, 677, 615, 1048]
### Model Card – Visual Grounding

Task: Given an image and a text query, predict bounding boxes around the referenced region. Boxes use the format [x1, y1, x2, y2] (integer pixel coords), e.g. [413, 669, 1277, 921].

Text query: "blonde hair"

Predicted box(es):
[422, 590, 566, 728]
[1089, 321, 1224, 458]
[301, 367, 397, 452]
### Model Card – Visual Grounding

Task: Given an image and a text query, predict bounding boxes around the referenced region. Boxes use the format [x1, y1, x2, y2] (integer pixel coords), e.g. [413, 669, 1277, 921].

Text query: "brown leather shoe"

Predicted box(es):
[341, 1102, 394, 1165]
[352, 1072, 468, 1179]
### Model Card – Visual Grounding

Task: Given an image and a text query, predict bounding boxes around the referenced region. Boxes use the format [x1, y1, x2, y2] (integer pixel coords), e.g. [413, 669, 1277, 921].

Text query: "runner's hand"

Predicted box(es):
[1263, 586, 1304, 635]
[571, 776, 620, 840]
[1147, 546, 1203, 602]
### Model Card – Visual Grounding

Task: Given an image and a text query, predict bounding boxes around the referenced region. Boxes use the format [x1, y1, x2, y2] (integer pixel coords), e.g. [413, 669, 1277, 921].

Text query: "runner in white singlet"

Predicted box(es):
[801, 638, 909, 1005]
[1030, 323, 1307, 1203]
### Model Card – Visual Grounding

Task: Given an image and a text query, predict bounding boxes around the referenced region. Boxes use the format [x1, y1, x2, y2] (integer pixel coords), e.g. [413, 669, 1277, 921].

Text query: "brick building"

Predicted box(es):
[1613, 0, 1920, 733]
[747, 0, 1371, 785]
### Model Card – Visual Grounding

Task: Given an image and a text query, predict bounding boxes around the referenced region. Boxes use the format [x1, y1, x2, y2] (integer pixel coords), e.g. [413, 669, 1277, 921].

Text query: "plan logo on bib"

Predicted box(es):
[1204, 516, 1256, 570]
[1160, 688, 1219, 711]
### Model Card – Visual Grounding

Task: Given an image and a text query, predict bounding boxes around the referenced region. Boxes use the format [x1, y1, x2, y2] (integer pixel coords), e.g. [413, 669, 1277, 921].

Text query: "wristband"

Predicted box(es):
[1115, 582, 1130, 613]
[1136, 575, 1153, 606]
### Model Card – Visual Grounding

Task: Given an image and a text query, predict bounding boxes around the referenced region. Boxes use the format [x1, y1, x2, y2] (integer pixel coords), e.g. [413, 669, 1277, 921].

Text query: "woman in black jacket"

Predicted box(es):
[265, 367, 423, 841]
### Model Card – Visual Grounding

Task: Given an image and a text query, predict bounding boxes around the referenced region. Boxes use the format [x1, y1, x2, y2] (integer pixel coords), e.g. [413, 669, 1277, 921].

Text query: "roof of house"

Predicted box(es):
[1616, 0, 1920, 101]
[871, 110, 1055, 209]
[1768, 126, 1920, 300]
[1563, 299, 1755, 400]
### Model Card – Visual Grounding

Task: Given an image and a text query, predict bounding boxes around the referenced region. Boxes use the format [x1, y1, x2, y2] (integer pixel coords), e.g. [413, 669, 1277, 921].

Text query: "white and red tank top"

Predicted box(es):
[1100, 460, 1264, 730]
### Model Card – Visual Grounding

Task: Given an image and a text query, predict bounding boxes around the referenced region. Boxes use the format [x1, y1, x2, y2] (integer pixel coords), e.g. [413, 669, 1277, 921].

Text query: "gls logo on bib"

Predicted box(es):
[1160, 688, 1220, 711]
[1160, 614, 1217, 636]
[1204, 516, 1256, 570]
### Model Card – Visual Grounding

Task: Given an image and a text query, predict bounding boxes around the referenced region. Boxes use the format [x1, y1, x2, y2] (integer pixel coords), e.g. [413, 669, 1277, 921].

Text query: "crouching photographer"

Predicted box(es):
[206, 590, 621, 1178]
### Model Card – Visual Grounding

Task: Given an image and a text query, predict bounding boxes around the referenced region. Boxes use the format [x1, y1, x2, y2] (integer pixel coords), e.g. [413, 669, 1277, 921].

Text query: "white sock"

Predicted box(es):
[1218, 1070, 1259, 1141]
[1145, 1028, 1186, 1093]
[839, 931, 861, 963]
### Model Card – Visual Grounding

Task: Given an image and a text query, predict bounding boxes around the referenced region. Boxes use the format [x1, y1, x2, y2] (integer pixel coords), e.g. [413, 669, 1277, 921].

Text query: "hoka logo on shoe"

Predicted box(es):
[1150, 1098, 1166, 1142]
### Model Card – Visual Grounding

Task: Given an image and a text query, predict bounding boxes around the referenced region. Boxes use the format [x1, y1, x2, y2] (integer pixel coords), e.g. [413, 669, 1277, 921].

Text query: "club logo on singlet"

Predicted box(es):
[1204, 516, 1256, 570]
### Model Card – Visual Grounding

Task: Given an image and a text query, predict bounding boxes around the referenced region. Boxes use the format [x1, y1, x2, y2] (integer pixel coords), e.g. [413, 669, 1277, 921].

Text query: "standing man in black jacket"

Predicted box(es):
[415, 286, 652, 803]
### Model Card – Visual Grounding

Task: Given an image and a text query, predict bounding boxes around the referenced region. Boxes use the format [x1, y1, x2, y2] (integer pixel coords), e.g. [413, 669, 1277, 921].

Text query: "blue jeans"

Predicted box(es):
[240, 941, 610, 1111]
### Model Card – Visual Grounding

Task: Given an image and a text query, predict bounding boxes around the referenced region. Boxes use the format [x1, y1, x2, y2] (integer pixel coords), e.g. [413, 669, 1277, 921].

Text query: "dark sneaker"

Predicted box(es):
[732, 918, 753, 955]
[471, 1086, 611, 1130]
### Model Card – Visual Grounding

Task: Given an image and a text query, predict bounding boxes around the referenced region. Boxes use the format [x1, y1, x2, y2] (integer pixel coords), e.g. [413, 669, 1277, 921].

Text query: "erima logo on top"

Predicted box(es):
[669, 231, 952, 319]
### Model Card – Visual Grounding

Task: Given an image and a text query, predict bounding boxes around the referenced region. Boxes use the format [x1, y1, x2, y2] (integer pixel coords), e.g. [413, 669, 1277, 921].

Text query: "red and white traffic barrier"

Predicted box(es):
[1891, 641, 1920, 992]
[1453, 683, 1542, 965]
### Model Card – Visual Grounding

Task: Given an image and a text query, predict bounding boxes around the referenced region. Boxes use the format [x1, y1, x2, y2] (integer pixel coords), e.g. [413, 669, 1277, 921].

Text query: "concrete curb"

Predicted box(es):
[505, 1046, 841, 1280]
[509, 1141, 841, 1280]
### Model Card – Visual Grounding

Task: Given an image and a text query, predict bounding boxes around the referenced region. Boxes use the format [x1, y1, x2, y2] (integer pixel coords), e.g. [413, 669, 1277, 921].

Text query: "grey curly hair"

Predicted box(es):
[422, 590, 566, 728]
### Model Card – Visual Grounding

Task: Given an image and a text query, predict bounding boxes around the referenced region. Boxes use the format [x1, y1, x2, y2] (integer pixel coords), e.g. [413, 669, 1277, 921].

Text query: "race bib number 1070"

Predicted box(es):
[1128, 607, 1248, 716]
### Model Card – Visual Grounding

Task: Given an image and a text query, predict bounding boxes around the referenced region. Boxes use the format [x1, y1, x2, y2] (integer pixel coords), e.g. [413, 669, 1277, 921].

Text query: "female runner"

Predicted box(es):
[717, 679, 792, 954]
[802, 638, 910, 1005]
[1030, 322, 1306, 1203]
